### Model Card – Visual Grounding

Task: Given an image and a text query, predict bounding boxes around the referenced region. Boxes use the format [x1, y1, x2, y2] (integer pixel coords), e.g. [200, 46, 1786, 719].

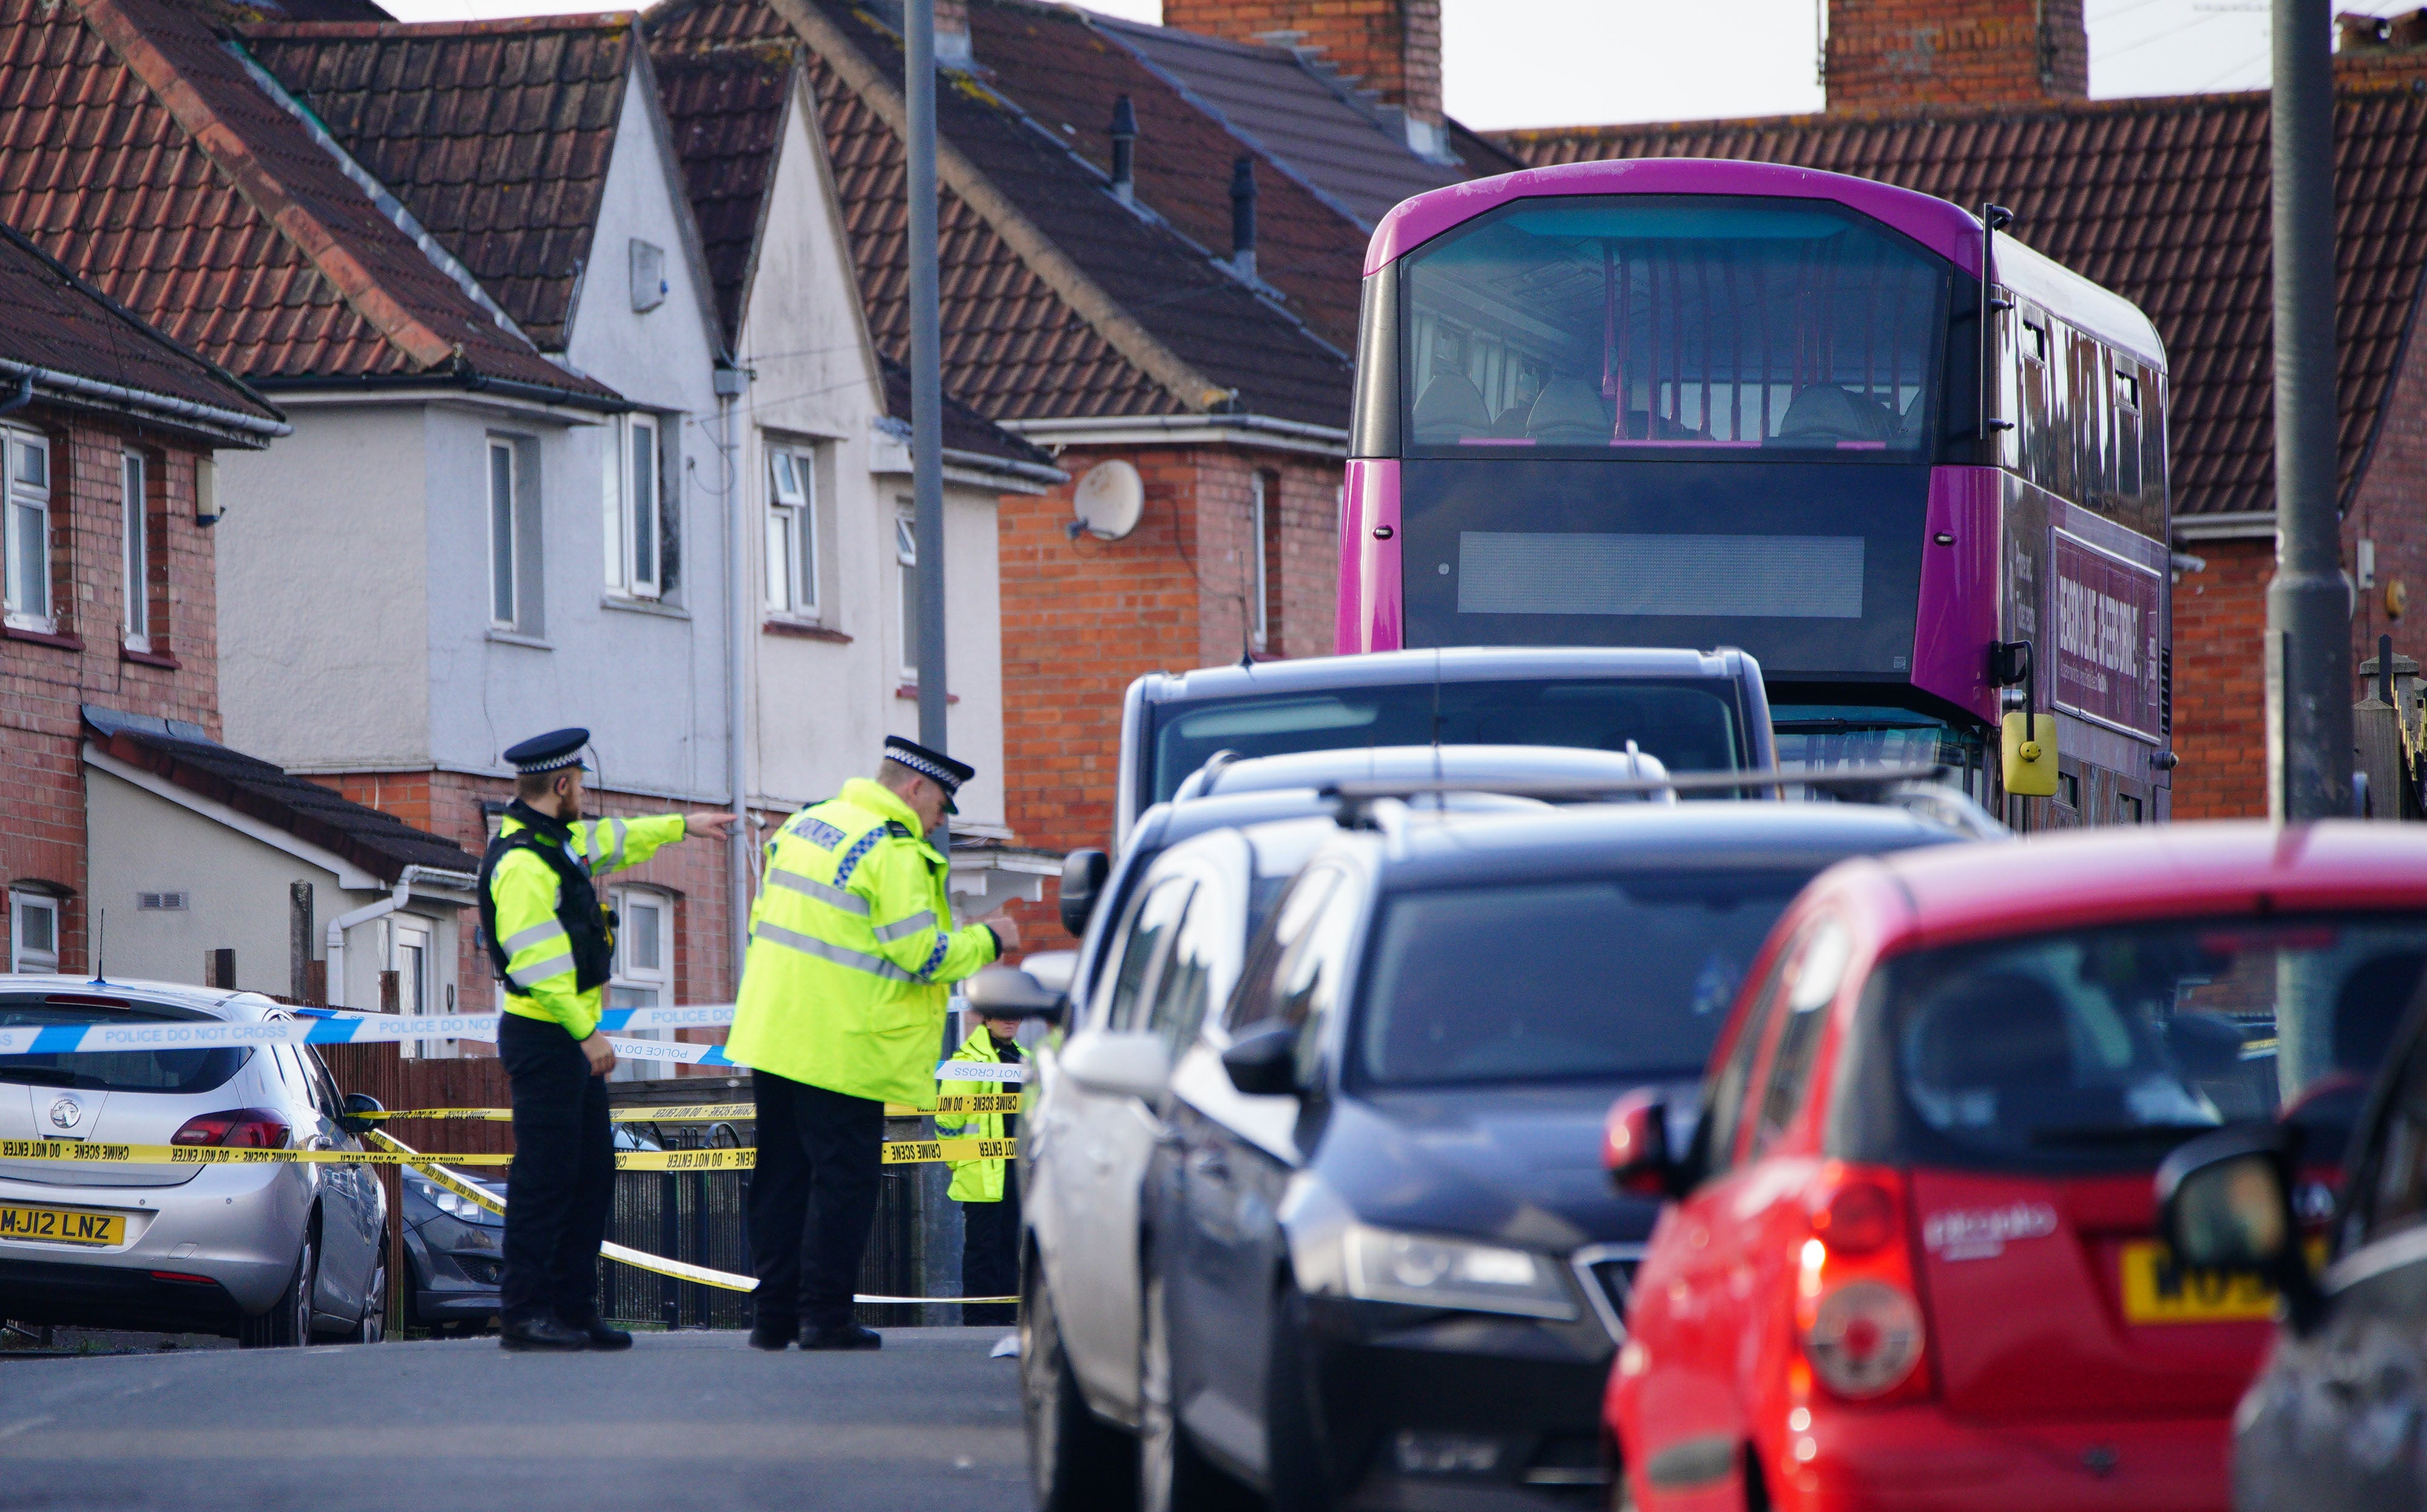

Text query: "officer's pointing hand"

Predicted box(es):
[684, 811, 740, 840]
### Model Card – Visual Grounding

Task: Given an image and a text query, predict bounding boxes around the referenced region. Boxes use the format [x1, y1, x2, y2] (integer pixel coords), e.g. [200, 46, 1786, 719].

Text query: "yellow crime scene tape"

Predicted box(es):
[2, 1136, 1014, 1170]
[359, 1095, 1021, 1121]
[367, 1131, 1014, 1305]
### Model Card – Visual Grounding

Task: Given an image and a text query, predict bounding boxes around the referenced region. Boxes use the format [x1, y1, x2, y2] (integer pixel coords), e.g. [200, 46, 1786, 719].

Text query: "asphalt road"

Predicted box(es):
[0, 1327, 1030, 1511]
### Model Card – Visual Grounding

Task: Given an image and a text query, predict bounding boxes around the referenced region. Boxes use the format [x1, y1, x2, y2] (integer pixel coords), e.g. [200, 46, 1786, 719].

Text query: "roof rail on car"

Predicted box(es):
[1173, 748, 1247, 804]
[1318, 763, 1951, 828]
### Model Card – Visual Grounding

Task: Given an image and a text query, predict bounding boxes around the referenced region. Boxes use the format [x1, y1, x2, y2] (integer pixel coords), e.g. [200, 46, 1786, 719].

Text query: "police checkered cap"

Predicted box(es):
[883, 735, 973, 794]
[503, 727, 591, 775]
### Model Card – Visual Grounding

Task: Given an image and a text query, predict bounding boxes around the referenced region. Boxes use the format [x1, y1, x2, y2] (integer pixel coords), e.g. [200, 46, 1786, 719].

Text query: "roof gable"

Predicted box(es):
[650, 35, 793, 345]
[238, 15, 636, 353]
[1490, 90, 2427, 521]
[0, 0, 613, 399]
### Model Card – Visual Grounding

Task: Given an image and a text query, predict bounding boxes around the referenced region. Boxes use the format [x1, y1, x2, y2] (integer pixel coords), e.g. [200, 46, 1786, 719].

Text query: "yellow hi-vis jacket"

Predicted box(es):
[726, 778, 999, 1106]
[491, 809, 689, 1041]
[936, 1025, 1013, 1203]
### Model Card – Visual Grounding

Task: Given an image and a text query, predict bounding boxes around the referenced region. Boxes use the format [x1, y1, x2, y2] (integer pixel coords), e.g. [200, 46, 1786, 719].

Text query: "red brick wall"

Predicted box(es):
[1, 410, 221, 974]
[1161, 0, 1442, 124]
[996, 443, 1342, 953]
[312, 768, 752, 1071]
[2167, 537, 2269, 820]
[1824, 0, 2086, 110]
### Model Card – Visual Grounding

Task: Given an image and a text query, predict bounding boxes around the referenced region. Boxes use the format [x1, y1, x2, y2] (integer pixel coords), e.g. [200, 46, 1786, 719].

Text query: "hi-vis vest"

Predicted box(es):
[726, 777, 999, 1106]
[937, 1025, 1016, 1203]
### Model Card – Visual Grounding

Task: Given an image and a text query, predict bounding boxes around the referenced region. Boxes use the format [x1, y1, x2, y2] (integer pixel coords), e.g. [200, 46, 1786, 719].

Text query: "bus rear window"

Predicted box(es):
[0, 1002, 251, 1095]
[1148, 677, 1742, 802]
[1404, 195, 1948, 456]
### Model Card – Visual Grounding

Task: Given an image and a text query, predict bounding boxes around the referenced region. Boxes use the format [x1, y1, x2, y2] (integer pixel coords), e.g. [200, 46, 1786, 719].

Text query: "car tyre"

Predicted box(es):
[1139, 1267, 1252, 1512]
[1023, 1250, 1136, 1512]
[240, 1236, 316, 1349]
[352, 1246, 388, 1344]
[1265, 1280, 1329, 1512]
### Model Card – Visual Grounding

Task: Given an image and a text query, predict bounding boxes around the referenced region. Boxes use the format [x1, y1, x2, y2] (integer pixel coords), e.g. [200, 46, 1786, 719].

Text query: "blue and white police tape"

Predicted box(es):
[0, 1004, 741, 1064]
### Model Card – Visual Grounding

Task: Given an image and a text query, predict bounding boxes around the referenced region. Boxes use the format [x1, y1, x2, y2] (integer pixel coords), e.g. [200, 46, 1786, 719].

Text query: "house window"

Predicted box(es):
[4, 428, 52, 632]
[123, 452, 150, 649]
[896, 508, 919, 678]
[604, 414, 662, 599]
[767, 447, 818, 616]
[609, 886, 672, 1082]
[488, 438, 519, 627]
[1250, 472, 1281, 653]
[10, 893, 59, 974]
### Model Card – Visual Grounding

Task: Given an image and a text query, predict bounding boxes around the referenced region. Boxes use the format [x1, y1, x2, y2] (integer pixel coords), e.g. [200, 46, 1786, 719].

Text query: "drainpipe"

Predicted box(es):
[0, 372, 32, 417]
[322, 865, 472, 1008]
[716, 363, 752, 984]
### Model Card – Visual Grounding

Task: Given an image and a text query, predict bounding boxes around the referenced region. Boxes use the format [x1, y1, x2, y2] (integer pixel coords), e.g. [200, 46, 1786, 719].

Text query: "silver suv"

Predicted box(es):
[0, 977, 389, 1346]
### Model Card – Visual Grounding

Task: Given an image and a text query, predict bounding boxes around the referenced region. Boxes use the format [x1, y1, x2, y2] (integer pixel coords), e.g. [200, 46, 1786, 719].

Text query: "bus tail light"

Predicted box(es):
[1795, 1164, 1933, 1405]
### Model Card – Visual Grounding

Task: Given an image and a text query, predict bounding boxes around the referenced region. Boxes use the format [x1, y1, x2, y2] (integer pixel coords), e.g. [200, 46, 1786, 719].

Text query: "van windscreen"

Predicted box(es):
[1149, 678, 1741, 803]
[1837, 914, 2427, 1172]
[0, 1001, 251, 1095]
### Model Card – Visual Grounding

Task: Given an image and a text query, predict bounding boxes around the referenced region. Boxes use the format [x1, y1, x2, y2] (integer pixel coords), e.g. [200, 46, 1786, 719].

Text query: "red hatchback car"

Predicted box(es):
[1601, 822, 2427, 1511]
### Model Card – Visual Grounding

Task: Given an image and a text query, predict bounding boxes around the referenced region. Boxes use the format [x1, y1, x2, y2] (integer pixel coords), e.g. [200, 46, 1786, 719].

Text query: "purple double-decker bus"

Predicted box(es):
[1339, 160, 2172, 825]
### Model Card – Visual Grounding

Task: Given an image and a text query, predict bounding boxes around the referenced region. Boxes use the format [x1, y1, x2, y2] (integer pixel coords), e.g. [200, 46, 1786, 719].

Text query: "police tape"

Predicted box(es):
[372, 1132, 1014, 1304]
[0, 1004, 739, 1058]
[0, 1138, 1014, 1170]
[362, 1094, 1020, 1122]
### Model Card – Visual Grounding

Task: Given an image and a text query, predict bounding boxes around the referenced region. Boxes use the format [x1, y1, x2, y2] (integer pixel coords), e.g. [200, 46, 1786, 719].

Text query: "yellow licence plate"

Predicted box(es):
[0, 1203, 125, 1247]
[2119, 1239, 2278, 1324]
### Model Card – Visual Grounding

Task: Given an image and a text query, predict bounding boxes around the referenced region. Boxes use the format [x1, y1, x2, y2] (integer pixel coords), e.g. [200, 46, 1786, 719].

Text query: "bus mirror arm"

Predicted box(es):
[1996, 637, 2061, 800]
[1979, 203, 2014, 457]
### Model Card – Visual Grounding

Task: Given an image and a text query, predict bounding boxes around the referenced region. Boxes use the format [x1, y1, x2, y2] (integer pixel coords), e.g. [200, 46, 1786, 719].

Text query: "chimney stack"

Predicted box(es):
[1823, 0, 2086, 112]
[1109, 93, 1138, 207]
[1229, 154, 1258, 281]
[1162, 0, 1446, 160]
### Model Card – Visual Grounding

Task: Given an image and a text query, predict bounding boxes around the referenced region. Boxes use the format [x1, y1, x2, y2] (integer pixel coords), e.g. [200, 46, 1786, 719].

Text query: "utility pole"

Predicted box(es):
[907, 0, 948, 767]
[2266, 0, 2352, 823]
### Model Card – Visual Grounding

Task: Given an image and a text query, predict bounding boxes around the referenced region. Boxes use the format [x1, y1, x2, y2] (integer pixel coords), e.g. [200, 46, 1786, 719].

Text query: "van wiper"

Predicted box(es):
[2028, 1122, 2222, 1147]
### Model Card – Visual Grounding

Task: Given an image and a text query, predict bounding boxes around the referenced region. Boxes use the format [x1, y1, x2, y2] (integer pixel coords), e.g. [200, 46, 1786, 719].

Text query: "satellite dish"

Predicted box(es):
[1072, 459, 1144, 541]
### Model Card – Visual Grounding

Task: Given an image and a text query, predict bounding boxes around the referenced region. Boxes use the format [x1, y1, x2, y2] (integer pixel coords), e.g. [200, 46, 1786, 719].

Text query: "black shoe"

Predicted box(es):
[800, 1323, 882, 1351]
[569, 1317, 633, 1351]
[748, 1321, 795, 1352]
[499, 1315, 590, 1352]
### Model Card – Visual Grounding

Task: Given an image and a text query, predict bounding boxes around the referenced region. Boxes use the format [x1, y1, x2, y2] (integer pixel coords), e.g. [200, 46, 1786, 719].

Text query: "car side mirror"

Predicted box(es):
[340, 1092, 383, 1138]
[1605, 1090, 1687, 1200]
[1062, 1030, 1172, 1101]
[1059, 849, 1110, 938]
[2156, 1124, 2322, 1332]
[1222, 1023, 1301, 1097]
[962, 965, 1068, 1025]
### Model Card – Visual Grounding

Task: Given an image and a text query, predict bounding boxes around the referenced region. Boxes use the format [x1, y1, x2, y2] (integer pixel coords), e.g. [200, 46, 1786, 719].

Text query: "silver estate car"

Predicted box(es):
[0, 978, 389, 1346]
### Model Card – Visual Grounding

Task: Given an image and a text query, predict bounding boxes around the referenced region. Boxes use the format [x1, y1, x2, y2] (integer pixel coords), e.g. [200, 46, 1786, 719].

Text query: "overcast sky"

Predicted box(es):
[383, 0, 2411, 131]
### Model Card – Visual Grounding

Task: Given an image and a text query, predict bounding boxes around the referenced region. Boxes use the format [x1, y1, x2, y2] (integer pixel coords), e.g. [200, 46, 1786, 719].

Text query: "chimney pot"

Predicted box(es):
[1109, 93, 1138, 207]
[1229, 154, 1258, 280]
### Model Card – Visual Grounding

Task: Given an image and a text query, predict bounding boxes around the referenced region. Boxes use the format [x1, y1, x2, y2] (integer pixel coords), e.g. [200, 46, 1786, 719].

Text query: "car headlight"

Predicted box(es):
[407, 1174, 505, 1227]
[1340, 1223, 1578, 1320]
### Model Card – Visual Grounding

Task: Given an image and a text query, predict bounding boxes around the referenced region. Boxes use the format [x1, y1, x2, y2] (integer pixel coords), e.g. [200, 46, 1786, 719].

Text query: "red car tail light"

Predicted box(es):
[1796, 1164, 1933, 1405]
[170, 1109, 291, 1149]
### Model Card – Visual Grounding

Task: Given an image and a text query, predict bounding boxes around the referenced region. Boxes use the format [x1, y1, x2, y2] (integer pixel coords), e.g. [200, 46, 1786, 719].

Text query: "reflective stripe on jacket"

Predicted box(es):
[725, 777, 999, 1105]
[937, 1026, 1010, 1203]
[491, 810, 688, 1039]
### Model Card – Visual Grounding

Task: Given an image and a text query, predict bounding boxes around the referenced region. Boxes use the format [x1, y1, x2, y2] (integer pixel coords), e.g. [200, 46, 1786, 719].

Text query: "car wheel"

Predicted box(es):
[1023, 1250, 1136, 1512]
[1264, 1280, 1329, 1512]
[353, 1246, 388, 1344]
[240, 1236, 316, 1349]
[1138, 1269, 1251, 1512]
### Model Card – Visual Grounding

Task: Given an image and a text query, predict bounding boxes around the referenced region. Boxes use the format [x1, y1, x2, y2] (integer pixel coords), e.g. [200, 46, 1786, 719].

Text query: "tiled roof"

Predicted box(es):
[650, 35, 793, 345]
[1489, 89, 2427, 521]
[1090, 15, 1463, 234]
[877, 356, 1060, 471]
[85, 712, 481, 882]
[239, 16, 637, 353]
[648, 0, 1352, 427]
[0, 0, 617, 402]
[0, 218, 284, 439]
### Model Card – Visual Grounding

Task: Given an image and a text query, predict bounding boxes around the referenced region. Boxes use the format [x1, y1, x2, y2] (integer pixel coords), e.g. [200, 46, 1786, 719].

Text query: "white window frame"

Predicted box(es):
[123, 451, 150, 650]
[488, 437, 519, 628]
[5, 427, 53, 633]
[1249, 472, 1270, 652]
[10, 892, 59, 974]
[604, 414, 663, 601]
[607, 886, 673, 1082]
[766, 446, 818, 618]
[896, 506, 919, 680]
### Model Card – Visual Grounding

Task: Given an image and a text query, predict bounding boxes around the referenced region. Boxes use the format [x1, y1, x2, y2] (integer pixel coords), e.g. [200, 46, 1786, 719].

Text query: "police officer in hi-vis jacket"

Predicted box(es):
[478, 728, 734, 1352]
[727, 736, 1021, 1351]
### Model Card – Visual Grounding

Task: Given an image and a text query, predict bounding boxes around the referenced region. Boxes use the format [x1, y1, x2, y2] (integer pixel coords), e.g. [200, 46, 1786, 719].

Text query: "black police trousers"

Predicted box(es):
[959, 1175, 1021, 1328]
[747, 1070, 883, 1332]
[498, 1013, 613, 1326]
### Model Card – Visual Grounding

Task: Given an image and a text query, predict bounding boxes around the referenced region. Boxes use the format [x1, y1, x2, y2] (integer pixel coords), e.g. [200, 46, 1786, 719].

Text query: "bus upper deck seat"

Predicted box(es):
[1774, 383, 1897, 446]
[1524, 377, 1612, 444]
[1413, 373, 1490, 443]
